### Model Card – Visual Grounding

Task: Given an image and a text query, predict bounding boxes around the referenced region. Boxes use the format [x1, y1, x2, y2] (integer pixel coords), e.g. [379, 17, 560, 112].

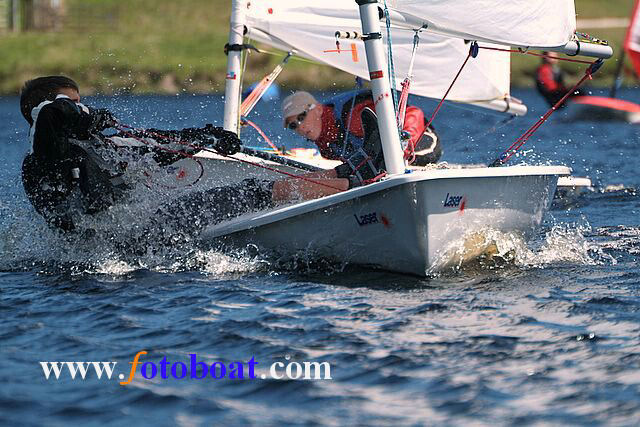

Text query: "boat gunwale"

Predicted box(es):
[202, 165, 571, 239]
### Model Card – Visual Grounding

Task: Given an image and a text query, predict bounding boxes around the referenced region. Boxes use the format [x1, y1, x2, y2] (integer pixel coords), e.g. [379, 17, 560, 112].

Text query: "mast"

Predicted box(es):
[356, 0, 405, 175]
[223, 0, 247, 133]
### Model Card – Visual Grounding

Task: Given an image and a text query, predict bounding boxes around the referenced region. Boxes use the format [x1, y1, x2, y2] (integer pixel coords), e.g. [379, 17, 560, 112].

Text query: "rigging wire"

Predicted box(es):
[490, 59, 603, 166]
[113, 124, 348, 192]
[397, 31, 420, 130]
[339, 77, 364, 159]
[382, 0, 399, 115]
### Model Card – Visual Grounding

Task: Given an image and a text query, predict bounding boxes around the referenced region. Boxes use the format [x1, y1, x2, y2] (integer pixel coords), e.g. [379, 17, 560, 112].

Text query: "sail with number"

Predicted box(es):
[244, 1, 525, 115]
[625, 0, 640, 78]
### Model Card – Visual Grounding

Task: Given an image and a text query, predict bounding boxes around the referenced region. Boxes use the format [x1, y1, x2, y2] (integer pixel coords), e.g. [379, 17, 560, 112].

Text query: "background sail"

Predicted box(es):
[625, 0, 640, 78]
[389, 0, 576, 48]
[245, 1, 525, 115]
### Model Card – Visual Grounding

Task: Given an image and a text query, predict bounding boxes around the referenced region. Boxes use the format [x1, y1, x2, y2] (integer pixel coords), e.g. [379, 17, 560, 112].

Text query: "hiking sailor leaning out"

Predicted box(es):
[20, 76, 386, 241]
[282, 90, 442, 166]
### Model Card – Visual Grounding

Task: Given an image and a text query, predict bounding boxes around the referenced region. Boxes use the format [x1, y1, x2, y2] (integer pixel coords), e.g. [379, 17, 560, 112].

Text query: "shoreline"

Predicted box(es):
[2, 70, 636, 97]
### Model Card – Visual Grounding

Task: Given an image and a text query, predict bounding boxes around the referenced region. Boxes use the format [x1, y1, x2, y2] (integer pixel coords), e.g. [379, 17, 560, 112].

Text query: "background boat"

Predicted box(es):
[566, 0, 640, 122]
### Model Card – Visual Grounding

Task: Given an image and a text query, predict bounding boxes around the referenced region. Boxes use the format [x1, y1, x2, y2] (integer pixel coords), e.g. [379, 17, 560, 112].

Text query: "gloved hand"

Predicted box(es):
[210, 129, 242, 155]
[176, 124, 242, 155]
[90, 109, 118, 132]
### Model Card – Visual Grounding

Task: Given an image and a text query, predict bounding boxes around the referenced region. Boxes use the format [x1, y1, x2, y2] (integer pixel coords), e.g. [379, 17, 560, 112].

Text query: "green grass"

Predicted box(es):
[0, 0, 637, 95]
[576, 0, 635, 18]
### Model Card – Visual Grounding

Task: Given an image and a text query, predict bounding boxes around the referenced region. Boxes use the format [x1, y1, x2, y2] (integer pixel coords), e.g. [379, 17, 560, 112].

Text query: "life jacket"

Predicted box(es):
[324, 89, 372, 158]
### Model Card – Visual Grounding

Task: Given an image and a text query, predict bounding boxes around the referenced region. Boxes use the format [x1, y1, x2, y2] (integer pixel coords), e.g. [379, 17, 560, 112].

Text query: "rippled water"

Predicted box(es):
[1, 89, 639, 425]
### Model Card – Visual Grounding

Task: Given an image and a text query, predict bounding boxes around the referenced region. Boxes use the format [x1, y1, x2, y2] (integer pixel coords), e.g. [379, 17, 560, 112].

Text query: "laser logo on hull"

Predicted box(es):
[354, 212, 392, 228]
[443, 193, 466, 210]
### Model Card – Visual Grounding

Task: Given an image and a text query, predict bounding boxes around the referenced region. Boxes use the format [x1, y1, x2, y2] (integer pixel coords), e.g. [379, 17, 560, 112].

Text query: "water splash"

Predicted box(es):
[428, 222, 615, 275]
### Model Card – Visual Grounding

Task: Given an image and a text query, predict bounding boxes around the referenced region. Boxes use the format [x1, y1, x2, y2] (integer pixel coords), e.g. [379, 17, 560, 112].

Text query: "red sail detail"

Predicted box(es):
[625, 0, 640, 77]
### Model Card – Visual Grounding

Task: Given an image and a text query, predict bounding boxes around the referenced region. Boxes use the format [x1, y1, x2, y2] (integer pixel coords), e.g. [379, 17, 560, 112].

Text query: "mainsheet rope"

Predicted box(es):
[114, 124, 348, 192]
[424, 42, 478, 132]
[490, 59, 603, 166]
[412, 44, 603, 166]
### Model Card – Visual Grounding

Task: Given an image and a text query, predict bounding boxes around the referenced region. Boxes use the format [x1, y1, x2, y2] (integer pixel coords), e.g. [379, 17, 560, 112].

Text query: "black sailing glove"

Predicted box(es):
[176, 124, 242, 155]
[209, 129, 242, 155]
[90, 109, 119, 132]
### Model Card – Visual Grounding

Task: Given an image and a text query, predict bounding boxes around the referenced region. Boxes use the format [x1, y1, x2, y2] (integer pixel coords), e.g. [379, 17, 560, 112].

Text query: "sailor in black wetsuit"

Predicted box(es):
[20, 76, 359, 244]
[20, 76, 247, 234]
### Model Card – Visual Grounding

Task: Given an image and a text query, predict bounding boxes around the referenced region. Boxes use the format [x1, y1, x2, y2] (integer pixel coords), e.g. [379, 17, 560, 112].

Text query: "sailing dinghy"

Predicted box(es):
[195, 0, 612, 275]
[569, 0, 640, 123]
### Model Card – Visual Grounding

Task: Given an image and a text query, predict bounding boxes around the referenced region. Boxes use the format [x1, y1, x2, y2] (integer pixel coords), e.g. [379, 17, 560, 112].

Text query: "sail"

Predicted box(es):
[245, 1, 525, 115]
[625, 0, 640, 77]
[389, 0, 576, 48]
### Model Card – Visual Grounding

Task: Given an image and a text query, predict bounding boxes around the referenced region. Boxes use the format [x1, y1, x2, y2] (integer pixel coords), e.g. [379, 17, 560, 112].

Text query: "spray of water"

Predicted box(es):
[428, 222, 616, 275]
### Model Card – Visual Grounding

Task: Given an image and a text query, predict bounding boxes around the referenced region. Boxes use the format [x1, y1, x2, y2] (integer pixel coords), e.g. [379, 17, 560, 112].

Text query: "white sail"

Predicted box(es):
[389, 0, 576, 48]
[245, 1, 525, 115]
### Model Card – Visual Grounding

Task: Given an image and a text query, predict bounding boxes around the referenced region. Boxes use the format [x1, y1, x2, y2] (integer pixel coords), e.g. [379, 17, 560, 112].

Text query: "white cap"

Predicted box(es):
[281, 91, 317, 127]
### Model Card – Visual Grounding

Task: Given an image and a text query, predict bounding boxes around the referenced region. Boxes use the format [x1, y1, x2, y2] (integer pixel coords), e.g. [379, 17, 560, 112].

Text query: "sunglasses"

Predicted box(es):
[286, 111, 308, 130]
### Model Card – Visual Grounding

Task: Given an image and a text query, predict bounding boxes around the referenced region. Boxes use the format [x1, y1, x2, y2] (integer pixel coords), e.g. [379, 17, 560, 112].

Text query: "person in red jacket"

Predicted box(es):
[535, 53, 582, 107]
[282, 90, 441, 166]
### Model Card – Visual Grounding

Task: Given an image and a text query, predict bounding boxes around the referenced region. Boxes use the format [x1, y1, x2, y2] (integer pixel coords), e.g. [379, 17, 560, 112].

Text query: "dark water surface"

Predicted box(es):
[1, 89, 639, 426]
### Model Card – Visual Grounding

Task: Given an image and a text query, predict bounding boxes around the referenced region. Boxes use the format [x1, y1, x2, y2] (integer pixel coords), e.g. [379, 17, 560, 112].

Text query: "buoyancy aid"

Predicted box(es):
[323, 89, 372, 158]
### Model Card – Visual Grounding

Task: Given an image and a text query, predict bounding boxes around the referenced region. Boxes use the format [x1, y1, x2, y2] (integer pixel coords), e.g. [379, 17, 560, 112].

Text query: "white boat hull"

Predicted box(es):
[150, 152, 581, 204]
[200, 166, 569, 276]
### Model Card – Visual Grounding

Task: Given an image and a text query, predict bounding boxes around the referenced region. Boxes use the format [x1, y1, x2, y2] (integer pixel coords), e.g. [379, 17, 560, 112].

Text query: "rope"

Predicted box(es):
[114, 124, 347, 192]
[425, 43, 476, 131]
[240, 52, 292, 117]
[404, 41, 475, 163]
[490, 60, 602, 166]
[383, 0, 398, 114]
[339, 78, 364, 159]
[113, 126, 205, 188]
[199, 148, 347, 192]
[403, 41, 478, 163]
[241, 117, 282, 154]
[479, 46, 595, 65]
[397, 31, 420, 130]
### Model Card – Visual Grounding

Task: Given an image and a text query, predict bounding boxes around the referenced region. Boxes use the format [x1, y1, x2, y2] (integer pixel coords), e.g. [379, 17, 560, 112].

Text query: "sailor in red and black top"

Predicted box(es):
[282, 90, 441, 166]
[535, 53, 582, 107]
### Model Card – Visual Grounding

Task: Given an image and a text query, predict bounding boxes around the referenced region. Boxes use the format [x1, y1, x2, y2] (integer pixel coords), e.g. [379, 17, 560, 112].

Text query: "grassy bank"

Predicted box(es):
[0, 0, 637, 95]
